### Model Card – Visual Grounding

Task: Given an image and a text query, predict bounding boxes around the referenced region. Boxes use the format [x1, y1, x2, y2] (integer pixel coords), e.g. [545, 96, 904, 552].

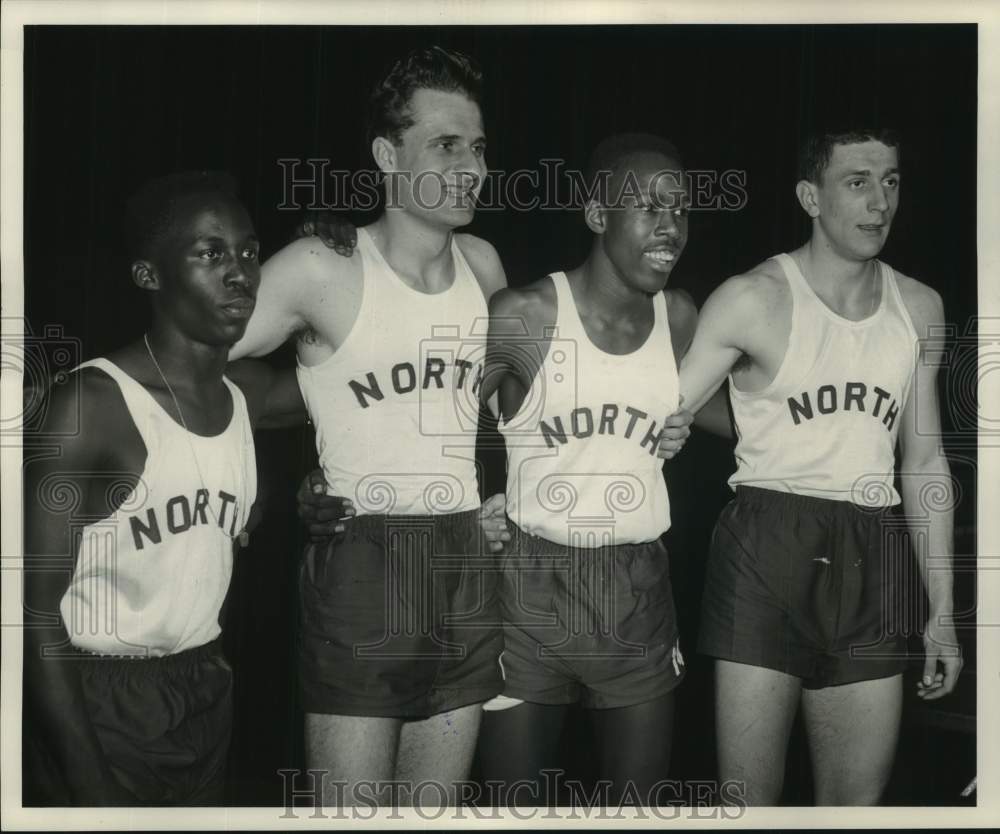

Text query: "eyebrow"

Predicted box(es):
[190, 233, 259, 245]
[428, 133, 487, 145]
[841, 168, 900, 178]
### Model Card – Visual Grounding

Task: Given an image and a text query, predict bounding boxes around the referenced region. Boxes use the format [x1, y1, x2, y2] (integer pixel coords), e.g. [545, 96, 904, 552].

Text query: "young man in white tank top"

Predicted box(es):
[227, 48, 508, 806]
[677, 129, 963, 805]
[23, 173, 315, 805]
[472, 134, 699, 805]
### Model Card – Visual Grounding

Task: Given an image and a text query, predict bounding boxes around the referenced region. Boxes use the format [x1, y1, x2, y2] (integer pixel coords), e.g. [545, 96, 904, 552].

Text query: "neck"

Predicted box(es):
[571, 245, 656, 318]
[796, 237, 876, 296]
[144, 327, 229, 388]
[376, 210, 454, 274]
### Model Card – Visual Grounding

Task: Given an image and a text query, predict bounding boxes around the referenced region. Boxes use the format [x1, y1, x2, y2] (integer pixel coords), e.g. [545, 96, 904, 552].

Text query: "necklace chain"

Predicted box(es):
[143, 334, 248, 545]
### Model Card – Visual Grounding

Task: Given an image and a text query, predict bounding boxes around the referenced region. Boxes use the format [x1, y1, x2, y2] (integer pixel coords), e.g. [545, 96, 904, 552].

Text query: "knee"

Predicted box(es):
[815, 776, 888, 806]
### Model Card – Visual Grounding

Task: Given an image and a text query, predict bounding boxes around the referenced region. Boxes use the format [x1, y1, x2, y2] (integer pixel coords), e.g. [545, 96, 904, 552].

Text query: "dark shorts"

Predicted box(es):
[299, 509, 504, 718]
[699, 486, 909, 689]
[24, 639, 233, 806]
[497, 524, 684, 710]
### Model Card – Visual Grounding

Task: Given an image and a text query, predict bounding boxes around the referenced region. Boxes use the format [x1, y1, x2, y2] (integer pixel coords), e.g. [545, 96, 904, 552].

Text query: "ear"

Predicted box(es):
[131, 260, 159, 291]
[795, 179, 821, 218]
[371, 136, 398, 174]
[583, 199, 607, 235]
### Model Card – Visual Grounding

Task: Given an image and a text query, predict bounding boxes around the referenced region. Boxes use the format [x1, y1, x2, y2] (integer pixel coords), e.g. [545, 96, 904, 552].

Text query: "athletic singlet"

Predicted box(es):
[60, 358, 256, 656]
[729, 253, 918, 506]
[500, 272, 678, 546]
[296, 226, 486, 516]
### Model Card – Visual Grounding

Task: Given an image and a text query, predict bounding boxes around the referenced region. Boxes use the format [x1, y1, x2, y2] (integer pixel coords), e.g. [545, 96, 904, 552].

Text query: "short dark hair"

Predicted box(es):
[584, 133, 684, 206]
[124, 171, 240, 262]
[366, 46, 483, 146]
[798, 128, 901, 184]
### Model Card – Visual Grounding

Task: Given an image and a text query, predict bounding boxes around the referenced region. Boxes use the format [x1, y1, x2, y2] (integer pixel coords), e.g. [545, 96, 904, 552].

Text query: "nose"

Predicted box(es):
[655, 209, 681, 240]
[450, 147, 483, 189]
[223, 253, 255, 290]
[868, 183, 889, 213]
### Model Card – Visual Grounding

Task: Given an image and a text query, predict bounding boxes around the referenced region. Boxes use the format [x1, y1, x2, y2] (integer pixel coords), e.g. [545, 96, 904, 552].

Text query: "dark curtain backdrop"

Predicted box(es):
[24, 24, 977, 806]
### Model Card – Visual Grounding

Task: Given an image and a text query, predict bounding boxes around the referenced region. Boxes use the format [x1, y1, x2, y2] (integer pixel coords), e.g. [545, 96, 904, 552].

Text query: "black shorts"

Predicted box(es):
[24, 639, 233, 806]
[497, 524, 684, 710]
[299, 509, 504, 718]
[699, 486, 909, 689]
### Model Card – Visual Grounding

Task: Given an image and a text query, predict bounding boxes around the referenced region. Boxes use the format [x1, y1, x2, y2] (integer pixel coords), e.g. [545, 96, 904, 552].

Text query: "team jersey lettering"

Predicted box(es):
[129, 488, 242, 549]
[348, 357, 484, 409]
[539, 404, 663, 455]
[786, 381, 900, 431]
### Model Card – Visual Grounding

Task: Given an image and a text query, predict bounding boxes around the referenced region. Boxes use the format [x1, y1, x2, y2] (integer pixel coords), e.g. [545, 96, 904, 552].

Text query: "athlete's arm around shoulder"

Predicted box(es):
[894, 273, 962, 699]
[229, 237, 362, 360]
[456, 233, 508, 301]
[678, 262, 787, 413]
[225, 359, 307, 430]
[23, 370, 140, 804]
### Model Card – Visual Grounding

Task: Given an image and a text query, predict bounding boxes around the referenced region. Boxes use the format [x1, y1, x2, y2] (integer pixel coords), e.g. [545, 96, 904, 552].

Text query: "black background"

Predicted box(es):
[24, 24, 978, 806]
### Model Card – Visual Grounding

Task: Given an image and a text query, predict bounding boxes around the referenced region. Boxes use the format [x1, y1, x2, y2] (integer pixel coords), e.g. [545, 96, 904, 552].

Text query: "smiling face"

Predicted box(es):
[595, 151, 689, 293]
[140, 193, 261, 346]
[376, 87, 487, 228]
[803, 140, 900, 262]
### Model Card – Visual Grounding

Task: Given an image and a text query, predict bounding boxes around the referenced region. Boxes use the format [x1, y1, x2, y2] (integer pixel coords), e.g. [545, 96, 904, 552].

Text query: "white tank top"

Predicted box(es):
[500, 272, 678, 547]
[60, 358, 256, 656]
[296, 226, 486, 516]
[729, 254, 918, 506]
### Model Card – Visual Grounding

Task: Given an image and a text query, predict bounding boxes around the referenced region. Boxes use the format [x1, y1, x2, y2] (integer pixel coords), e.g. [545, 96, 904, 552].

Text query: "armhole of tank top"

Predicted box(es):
[73, 358, 159, 486]
[549, 271, 585, 343]
[297, 229, 372, 373]
[451, 236, 485, 301]
[883, 262, 920, 345]
[221, 376, 251, 434]
[882, 263, 921, 412]
[222, 375, 258, 508]
[497, 274, 561, 431]
[728, 255, 802, 402]
[654, 290, 677, 368]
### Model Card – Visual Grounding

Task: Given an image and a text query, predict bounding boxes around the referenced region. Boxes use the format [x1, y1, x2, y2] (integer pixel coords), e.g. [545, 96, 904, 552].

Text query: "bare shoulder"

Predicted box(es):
[706, 257, 789, 318]
[664, 287, 697, 326]
[663, 288, 698, 357]
[32, 363, 129, 457]
[488, 276, 556, 336]
[262, 235, 363, 290]
[456, 232, 507, 297]
[890, 267, 944, 333]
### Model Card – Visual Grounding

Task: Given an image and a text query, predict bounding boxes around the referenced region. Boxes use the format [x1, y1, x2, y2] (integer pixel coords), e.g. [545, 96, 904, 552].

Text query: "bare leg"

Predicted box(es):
[394, 703, 484, 806]
[715, 660, 801, 806]
[591, 691, 676, 804]
[304, 712, 401, 806]
[478, 701, 570, 806]
[802, 674, 902, 806]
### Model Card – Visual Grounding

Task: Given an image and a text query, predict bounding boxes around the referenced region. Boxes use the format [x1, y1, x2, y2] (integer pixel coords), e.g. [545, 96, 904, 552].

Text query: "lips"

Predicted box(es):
[445, 187, 477, 207]
[643, 248, 678, 268]
[220, 298, 255, 319]
[858, 224, 885, 233]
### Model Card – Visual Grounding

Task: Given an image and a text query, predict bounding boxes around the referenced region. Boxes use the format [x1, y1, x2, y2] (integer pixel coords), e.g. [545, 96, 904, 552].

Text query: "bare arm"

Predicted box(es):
[678, 275, 762, 413]
[897, 285, 962, 700]
[481, 286, 546, 421]
[226, 359, 308, 429]
[693, 385, 734, 439]
[23, 377, 134, 804]
[229, 239, 326, 360]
